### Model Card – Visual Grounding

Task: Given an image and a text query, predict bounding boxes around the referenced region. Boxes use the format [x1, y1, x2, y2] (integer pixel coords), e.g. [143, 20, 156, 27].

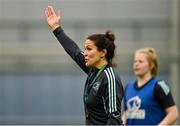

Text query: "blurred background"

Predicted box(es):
[0, 0, 179, 124]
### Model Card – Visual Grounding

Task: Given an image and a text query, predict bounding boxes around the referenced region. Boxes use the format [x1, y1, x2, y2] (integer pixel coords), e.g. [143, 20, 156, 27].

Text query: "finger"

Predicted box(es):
[45, 6, 52, 17]
[45, 7, 49, 17]
[48, 6, 56, 16]
[47, 6, 53, 16]
[56, 10, 61, 18]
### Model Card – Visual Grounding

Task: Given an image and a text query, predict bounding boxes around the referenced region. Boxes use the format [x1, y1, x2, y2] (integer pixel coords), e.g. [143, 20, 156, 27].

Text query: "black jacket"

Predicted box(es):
[53, 27, 124, 125]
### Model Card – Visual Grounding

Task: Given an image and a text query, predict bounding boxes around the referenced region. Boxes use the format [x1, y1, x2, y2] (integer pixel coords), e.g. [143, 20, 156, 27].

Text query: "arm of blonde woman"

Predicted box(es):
[158, 105, 179, 126]
[121, 112, 127, 125]
[154, 81, 179, 125]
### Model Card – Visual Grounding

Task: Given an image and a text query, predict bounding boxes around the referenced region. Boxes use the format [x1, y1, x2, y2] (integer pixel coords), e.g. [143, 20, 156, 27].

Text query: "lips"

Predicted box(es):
[134, 68, 140, 72]
[85, 59, 88, 63]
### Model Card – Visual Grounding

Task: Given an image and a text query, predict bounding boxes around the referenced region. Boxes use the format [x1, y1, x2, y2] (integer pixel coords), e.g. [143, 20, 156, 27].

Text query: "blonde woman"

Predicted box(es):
[123, 48, 179, 125]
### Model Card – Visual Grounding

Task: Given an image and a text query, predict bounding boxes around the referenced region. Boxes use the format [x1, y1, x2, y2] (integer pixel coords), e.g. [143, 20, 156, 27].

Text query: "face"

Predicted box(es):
[84, 39, 105, 68]
[133, 52, 152, 77]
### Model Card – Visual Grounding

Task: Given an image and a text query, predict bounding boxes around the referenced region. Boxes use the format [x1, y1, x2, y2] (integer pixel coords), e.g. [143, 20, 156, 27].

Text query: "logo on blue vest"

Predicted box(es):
[126, 96, 145, 119]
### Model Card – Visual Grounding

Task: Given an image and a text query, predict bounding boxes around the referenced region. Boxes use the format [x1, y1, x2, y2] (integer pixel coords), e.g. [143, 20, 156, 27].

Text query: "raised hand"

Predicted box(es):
[45, 6, 61, 31]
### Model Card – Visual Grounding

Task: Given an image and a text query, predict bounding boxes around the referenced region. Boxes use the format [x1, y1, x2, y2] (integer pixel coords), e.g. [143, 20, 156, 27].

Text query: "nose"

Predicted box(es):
[84, 50, 88, 56]
[133, 62, 139, 68]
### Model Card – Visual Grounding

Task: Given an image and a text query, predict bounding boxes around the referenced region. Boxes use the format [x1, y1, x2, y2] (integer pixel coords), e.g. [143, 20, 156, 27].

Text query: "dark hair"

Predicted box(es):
[87, 30, 116, 66]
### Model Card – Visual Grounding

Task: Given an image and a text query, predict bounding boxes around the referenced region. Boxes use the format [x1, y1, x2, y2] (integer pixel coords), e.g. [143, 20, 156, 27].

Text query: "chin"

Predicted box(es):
[85, 63, 90, 67]
[135, 73, 144, 77]
[85, 63, 93, 67]
[134, 72, 141, 76]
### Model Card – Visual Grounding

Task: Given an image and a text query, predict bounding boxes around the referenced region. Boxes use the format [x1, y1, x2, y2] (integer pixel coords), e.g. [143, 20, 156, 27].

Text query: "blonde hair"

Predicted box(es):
[135, 48, 158, 77]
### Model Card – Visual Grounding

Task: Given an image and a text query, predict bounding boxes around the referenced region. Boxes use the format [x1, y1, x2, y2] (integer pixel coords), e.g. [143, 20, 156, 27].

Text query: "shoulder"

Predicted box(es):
[103, 66, 120, 80]
[155, 80, 170, 95]
[102, 66, 123, 86]
[125, 80, 136, 90]
[102, 66, 123, 92]
[103, 67, 115, 82]
[154, 79, 175, 108]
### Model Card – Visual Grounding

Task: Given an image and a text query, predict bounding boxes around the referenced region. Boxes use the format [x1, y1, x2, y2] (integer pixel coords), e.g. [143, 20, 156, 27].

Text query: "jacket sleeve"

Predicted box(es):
[103, 70, 124, 125]
[53, 27, 89, 74]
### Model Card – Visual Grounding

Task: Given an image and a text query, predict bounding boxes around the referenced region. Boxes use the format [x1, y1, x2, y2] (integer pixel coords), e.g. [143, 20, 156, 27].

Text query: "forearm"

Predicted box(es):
[121, 112, 126, 125]
[158, 114, 176, 125]
[53, 26, 88, 73]
[53, 26, 82, 59]
[158, 106, 179, 125]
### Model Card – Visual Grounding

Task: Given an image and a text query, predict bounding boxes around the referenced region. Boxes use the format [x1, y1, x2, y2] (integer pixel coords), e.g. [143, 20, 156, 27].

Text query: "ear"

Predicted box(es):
[150, 63, 154, 69]
[101, 49, 107, 58]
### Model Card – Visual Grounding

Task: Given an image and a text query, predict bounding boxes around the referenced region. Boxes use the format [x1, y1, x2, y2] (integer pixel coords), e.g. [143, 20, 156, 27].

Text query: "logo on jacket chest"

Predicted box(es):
[92, 82, 100, 92]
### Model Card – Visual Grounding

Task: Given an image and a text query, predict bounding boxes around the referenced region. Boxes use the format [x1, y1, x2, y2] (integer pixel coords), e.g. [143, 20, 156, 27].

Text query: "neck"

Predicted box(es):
[137, 72, 152, 87]
[95, 60, 108, 69]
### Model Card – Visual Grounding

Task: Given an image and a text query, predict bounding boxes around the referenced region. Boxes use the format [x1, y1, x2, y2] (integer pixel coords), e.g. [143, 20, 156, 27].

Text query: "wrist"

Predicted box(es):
[51, 24, 60, 31]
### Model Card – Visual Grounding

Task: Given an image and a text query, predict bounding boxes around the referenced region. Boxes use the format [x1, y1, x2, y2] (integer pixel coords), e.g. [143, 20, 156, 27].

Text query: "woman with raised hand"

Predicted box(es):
[45, 6, 124, 125]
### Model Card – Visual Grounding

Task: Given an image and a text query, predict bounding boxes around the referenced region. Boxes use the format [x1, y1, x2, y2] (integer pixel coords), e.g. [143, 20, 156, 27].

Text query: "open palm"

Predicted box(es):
[45, 6, 61, 30]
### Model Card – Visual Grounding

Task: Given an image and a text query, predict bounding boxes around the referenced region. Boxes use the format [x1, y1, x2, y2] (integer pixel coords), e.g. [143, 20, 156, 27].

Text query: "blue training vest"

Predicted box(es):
[124, 78, 166, 125]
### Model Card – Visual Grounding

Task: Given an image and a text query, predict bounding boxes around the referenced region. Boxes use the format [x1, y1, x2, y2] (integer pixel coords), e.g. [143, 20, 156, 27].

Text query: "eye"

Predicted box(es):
[134, 60, 138, 64]
[85, 47, 92, 51]
[139, 60, 144, 63]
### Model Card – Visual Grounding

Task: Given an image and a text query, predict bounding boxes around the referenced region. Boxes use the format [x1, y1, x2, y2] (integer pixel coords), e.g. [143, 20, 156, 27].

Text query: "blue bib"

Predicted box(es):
[124, 78, 166, 125]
